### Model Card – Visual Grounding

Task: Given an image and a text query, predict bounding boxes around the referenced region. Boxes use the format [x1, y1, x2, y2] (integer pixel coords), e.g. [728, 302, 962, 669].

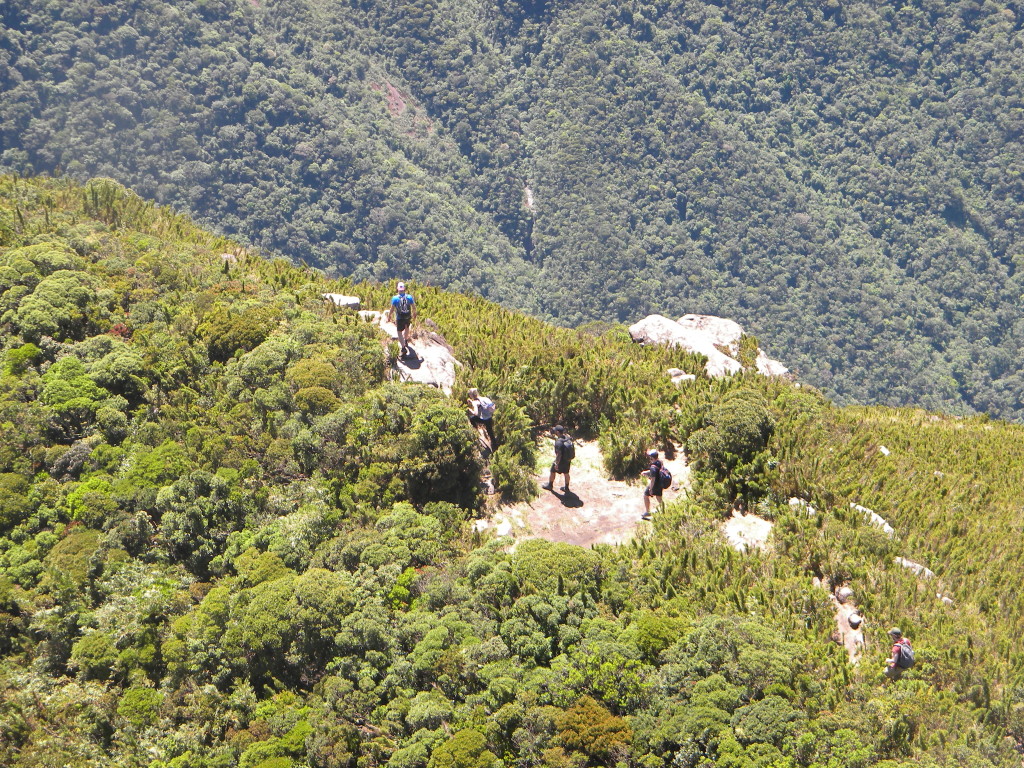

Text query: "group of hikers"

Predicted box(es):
[387, 281, 916, 677]
[386, 282, 670, 519]
[539, 424, 671, 520]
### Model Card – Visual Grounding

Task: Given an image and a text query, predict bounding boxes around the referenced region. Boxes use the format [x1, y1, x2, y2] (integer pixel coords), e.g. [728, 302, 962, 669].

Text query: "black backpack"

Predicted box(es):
[557, 436, 575, 461]
[397, 294, 412, 319]
[896, 640, 916, 669]
[659, 466, 673, 490]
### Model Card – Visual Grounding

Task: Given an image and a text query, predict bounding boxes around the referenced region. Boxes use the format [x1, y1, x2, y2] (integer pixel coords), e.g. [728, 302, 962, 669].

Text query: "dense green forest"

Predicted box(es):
[3, 175, 1024, 767]
[2, 0, 1024, 418]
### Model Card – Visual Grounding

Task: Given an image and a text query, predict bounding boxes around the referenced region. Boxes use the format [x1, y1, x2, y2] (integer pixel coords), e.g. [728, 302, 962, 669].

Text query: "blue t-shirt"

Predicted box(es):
[391, 293, 415, 317]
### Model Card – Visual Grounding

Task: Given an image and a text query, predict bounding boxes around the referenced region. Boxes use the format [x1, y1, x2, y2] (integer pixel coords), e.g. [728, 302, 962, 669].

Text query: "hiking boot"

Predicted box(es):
[541, 483, 552, 491]
[560, 486, 569, 492]
[640, 512, 652, 520]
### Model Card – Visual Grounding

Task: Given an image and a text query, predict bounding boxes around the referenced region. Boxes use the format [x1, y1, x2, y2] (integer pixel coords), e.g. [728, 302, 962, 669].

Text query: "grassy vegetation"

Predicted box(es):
[0, 175, 1022, 767]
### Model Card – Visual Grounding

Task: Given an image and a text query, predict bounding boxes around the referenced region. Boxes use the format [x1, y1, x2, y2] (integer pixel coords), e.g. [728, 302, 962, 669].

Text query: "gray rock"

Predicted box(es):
[323, 293, 361, 310]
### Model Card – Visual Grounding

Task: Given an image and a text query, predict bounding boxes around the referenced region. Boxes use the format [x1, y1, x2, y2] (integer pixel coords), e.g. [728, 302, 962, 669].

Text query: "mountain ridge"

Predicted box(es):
[2, 175, 1024, 766]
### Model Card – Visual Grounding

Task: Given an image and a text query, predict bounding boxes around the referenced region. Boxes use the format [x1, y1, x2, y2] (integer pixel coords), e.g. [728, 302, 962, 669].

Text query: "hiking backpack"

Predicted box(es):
[397, 294, 412, 319]
[659, 466, 673, 490]
[557, 436, 575, 461]
[477, 396, 496, 419]
[896, 639, 916, 669]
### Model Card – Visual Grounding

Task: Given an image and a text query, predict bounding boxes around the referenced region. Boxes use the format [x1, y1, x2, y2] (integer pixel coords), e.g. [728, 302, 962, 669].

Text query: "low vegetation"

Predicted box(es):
[0, 176, 1022, 767]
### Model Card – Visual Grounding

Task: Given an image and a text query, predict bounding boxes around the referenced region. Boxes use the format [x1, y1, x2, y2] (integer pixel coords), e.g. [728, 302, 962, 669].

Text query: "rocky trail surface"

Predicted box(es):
[476, 439, 690, 549]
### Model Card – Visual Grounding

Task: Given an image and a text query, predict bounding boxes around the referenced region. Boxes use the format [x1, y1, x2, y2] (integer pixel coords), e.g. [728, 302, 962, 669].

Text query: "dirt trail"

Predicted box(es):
[475, 439, 689, 548]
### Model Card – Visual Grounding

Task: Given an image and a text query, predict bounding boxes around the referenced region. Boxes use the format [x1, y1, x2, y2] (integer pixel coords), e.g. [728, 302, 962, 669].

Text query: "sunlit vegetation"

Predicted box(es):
[1, 175, 1023, 766]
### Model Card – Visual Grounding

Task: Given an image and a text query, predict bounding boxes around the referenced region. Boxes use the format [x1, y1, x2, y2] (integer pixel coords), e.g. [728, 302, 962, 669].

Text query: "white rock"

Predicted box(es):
[894, 557, 935, 579]
[788, 497, 817, 516]
[666, 367, 697, 385]
[938, 593, 955, 607]
[851, 503, 895, 537]
[755, 349, 790, 376]
[879, 445, 891, 456]
[629, 315, 741, 378]
[721, 512, 773, 553]
[392, 331, 461, 395]
[323, 293, 361, 310]
[677, 314, 744, 353]
[629, 314, 788, 379]
[836, 586, 854, 603]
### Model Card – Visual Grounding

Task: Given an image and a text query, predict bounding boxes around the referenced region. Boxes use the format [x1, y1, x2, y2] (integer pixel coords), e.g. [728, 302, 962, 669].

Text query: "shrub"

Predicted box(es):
[490, 445, 538, 502]
[117, 686, 164, 728]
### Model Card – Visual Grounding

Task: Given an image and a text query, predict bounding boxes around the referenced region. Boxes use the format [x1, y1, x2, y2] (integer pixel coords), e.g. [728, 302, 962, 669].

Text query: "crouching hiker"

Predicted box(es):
[467, 388, 497, 448]
[642, 449, 670, 520]
[885, 627, 915, 680]
[542, 425, 574, 493]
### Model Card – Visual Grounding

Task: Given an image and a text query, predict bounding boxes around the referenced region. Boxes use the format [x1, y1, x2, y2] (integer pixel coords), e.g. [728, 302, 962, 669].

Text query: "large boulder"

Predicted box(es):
[628, 314, 788, 379]
[323, 293, 361, 310]
[393, 332, 461, 395]
[377, 313, 461, 394]
[677, 314, 744, 352]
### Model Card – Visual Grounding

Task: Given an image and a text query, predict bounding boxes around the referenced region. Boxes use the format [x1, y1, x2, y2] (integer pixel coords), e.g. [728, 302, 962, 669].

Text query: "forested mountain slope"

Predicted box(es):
[3, 175, 1024, 767]
[3, 0, 1024, 418]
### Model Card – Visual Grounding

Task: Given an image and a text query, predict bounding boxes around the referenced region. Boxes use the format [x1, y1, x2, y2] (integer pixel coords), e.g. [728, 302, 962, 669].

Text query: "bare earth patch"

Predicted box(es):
[476, 439, 689, 549]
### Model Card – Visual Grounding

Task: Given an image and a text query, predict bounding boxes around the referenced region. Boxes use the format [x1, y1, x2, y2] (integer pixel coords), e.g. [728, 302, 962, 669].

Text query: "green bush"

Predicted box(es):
[117, 686, 164, 728]
[70, 631, 118, 680]
[489, 445, 538, 502]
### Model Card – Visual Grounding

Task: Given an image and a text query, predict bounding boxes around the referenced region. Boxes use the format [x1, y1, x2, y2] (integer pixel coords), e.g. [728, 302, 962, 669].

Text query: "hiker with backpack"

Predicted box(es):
[642, 449, 670, 520]
[885, 627, 915, 679]
[542, 425, 574, 493]
[387, 281, 417, 358]
[467, 388, 497, 448]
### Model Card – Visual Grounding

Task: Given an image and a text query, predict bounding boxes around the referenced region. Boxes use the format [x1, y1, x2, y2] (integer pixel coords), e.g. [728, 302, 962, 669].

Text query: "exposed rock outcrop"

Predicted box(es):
[788, 497, 817, 516]
[323, 293, 361, 310]
[721, 510, 773, 553]
[666, 367, 696, 386]
[894, 557, 935, 579]
[851, 503, 895, 537]
[628, 314, 788, 379]
[378, 317, 460, 394]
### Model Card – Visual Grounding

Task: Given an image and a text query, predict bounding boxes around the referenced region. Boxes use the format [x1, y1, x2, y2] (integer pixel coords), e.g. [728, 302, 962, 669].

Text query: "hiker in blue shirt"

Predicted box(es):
[387, 281, 417, 358]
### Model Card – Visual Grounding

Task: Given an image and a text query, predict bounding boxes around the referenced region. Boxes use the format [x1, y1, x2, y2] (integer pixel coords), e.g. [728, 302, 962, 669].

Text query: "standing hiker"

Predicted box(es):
[467, 388, 497, 448]
[885, 627, 915, 680]
[642, 449, 668, 520]
[542, 425, 574, 493]
[387, 281, 417, 358]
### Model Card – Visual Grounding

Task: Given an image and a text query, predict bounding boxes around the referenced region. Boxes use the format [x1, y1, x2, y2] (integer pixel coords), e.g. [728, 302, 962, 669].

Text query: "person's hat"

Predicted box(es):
[397, 281, 406, 290]
[553, 425, 565, 434]
[888, 627, 902, 638]
[647, 449, 659, 458]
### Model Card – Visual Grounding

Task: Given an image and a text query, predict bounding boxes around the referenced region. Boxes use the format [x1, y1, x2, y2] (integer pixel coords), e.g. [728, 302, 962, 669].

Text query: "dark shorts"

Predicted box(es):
[551, 460, 571, 475]
[396, 317, 411, 332]
[644, 486, 663, 498]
